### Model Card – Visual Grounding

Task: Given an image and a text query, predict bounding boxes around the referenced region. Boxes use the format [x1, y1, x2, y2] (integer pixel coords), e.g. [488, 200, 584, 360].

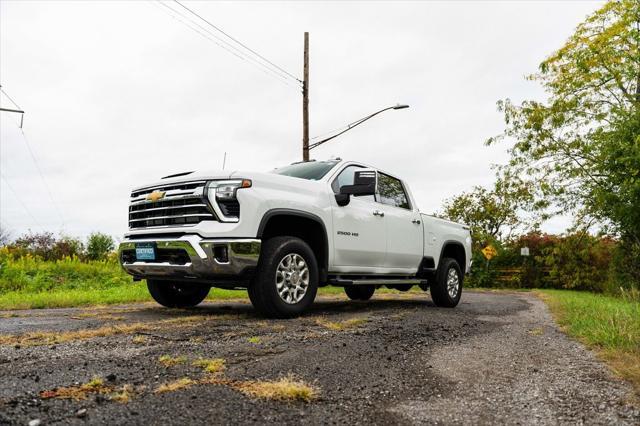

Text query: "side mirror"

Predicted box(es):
[335, 169, 377, 206]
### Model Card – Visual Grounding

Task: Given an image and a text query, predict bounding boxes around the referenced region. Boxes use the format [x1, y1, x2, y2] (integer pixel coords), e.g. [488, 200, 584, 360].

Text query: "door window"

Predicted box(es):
[377, 173, 410, 209]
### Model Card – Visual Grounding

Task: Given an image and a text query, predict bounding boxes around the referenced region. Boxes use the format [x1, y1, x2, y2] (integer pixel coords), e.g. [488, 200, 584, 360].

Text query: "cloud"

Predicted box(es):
[0, 1, 601, 237]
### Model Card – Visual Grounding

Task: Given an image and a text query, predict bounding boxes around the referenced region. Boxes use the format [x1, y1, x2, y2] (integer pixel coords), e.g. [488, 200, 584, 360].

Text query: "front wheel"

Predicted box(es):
[248, 236, 318, 318]
[430, 258, 463, 307]
[147, 280, 210, 308]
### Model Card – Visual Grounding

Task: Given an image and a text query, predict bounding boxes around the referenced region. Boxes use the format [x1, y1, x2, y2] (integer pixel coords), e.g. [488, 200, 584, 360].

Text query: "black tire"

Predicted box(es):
[147, 280, 210, 308]
[344, 285, 375, 301]
[430, 258, 463, 308]
[248, 236, 318, 318]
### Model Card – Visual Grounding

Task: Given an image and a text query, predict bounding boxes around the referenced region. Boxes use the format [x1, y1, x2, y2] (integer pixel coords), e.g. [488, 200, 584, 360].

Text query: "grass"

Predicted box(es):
[158, 355, 187, 367]
[230, 375, 319, 402]
[314, 317, 368, 331]
[39, 376, 133, 403]
[537, 290, 640, 394]
[192, 358, 225, 374]
[154, 377, 196, 394]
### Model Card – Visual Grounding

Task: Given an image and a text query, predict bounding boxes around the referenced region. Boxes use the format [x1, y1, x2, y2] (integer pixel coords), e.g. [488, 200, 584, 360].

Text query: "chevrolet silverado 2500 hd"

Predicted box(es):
[119, 159, 472, 318]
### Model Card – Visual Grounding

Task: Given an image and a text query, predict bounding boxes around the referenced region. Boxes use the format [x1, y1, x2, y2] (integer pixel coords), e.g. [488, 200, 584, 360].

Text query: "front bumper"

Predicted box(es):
[118, 235, 261, 284]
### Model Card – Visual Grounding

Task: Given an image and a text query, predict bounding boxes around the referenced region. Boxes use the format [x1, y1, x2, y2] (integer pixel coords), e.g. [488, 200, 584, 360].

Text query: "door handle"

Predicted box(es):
[412, 219, 421, 224]
[373, 210, 385, 217]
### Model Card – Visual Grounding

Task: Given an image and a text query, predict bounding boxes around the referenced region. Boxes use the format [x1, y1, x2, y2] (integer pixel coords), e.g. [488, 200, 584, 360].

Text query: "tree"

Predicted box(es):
[13, 232, 56, 260]
[488, 0, 640, 240]
[0, 225, 11, 246]
[85, 232, 115, 261]
[440, 174, 538, 243]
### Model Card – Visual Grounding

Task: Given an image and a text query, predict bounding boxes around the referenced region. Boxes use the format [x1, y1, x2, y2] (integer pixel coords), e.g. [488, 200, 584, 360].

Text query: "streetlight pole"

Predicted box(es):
[308, 104, 409, 152]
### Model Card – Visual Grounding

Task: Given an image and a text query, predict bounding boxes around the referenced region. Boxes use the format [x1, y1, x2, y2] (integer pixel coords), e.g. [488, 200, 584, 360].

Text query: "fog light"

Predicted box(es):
[213, 245, 229, 263]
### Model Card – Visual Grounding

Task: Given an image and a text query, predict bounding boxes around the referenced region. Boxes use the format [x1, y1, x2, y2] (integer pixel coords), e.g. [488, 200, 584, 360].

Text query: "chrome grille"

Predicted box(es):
[129, 180, 216, 229]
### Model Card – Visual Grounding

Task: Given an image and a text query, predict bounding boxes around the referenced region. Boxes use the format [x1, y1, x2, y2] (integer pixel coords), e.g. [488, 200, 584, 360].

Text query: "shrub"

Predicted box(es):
[86, 233, 115, 261]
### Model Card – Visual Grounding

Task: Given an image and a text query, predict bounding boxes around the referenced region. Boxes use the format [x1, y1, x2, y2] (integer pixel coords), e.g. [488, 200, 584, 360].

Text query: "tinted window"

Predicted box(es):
[378, 173, 410, 209]
[271, 161, 338, 180]
[331, 165, 363, 193]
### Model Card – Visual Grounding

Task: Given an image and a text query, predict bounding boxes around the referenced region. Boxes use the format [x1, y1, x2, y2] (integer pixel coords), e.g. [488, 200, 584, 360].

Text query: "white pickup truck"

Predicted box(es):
[119, 159, 472, 318]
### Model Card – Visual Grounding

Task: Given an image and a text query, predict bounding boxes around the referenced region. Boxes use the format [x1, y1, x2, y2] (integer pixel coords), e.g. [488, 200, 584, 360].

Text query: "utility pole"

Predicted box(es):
[302, 32, 310, 162]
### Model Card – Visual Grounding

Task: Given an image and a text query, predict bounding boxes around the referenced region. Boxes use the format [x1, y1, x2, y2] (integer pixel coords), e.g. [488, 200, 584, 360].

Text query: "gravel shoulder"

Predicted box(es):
[0, 290, 637, 425]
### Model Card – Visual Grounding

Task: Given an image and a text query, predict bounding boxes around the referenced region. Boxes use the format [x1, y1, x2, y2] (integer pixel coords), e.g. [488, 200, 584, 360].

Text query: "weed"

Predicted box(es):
[110, 384, 134, 403]
[315, 317, 368, 331]
[231, 374, 319, 402]
[158, 355, 187, 367]
[247, 336, 261, 344]
[154, 378, 196, 393]
[132, 335, 148, 344]
[192, 358, 225, 374]
[40, 376, 112, 401]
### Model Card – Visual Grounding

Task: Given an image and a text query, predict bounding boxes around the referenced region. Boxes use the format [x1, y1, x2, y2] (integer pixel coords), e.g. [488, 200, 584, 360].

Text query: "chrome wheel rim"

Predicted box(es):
[275, 253, 309, 304]
[446, 268, 459, 299]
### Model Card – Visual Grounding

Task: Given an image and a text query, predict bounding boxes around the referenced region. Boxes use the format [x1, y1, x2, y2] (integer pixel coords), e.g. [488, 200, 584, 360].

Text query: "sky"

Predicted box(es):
[0, 0, 604, 241]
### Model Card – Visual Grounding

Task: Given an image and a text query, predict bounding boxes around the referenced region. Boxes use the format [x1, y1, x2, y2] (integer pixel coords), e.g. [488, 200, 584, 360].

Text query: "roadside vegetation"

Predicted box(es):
[538, 290, 640, 393]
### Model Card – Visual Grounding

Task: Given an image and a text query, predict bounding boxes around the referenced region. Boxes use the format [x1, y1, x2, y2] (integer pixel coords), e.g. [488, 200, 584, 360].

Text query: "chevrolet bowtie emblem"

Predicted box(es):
[146, 190, 166, 202]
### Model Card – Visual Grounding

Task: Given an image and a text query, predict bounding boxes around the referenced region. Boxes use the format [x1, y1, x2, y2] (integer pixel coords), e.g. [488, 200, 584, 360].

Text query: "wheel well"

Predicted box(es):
[441, 242, 466, 274]
[258, 213, 328, 282]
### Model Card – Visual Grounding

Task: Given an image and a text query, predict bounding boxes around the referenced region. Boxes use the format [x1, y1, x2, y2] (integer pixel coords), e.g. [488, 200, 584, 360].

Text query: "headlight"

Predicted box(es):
[207, 179, 252, 201]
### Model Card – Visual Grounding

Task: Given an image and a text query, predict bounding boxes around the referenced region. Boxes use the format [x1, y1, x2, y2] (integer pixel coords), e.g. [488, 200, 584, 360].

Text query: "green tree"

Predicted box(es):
[488, 0, 639, 224]
[488, 1, 640, 278]
[440, 174, 538, 243]
[85, 232, 115, 261]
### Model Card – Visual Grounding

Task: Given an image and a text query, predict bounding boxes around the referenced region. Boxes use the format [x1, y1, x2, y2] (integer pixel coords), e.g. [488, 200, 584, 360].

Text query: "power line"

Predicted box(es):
[17, 128, 66, 227]
[154, 1, 300, 90]
[0, 172, 43, 230]
[171, 0, 302, 83]
[0, 87, 22, 110]
[0, 86, 25, 128]
[159, 1, 298, 85]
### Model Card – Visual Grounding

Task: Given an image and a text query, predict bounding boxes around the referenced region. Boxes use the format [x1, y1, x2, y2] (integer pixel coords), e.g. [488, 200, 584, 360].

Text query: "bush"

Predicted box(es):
[85, 233, 115, 261]
[467, 232, 631, 295]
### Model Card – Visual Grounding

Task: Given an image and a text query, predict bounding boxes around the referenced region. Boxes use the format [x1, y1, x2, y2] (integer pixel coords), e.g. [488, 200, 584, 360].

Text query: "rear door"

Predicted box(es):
[330, 165, 386, 269]
[376, 172, 423, 270]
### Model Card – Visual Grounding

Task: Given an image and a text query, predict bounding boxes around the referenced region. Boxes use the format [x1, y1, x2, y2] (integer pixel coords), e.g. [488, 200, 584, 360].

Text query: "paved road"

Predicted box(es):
[0, 291, 638, 425]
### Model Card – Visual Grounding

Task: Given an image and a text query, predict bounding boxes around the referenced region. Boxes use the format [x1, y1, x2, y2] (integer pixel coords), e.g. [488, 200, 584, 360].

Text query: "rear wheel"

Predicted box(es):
[344, 285, 375, 301]
[430, 258, 463, 307]
[248, 236, 318, 318]
[147, 280, 210, 308]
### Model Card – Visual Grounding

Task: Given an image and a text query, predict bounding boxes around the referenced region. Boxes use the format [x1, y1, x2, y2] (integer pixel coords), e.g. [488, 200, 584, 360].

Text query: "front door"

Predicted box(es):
[330, 165, 386, 269]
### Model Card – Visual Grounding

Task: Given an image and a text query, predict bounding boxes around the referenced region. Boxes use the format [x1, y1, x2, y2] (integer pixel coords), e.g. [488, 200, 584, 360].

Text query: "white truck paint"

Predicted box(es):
[119, 159, 472, 318]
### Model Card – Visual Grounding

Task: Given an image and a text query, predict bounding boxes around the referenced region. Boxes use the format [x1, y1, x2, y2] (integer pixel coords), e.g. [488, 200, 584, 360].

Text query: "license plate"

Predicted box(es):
[135, 243, 156, 261]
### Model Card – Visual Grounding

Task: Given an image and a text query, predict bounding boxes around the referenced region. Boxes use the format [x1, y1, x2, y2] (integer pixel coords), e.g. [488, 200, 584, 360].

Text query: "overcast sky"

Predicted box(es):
[0, 0, 603, 241]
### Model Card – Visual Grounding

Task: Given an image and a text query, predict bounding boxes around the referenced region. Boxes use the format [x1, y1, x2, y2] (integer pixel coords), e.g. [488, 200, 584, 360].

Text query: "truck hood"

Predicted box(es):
[131, 169, 323, 192]
[131, 170, 234, 192]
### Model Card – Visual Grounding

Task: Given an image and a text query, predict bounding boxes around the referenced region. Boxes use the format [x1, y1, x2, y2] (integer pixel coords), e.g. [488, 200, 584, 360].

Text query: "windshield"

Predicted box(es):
[271, 161, 339, 180]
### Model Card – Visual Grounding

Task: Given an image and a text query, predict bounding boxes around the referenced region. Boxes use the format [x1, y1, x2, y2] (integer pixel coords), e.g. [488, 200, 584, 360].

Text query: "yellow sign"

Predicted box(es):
[146, 190, 166, 202]
[482, 245, 498, 260]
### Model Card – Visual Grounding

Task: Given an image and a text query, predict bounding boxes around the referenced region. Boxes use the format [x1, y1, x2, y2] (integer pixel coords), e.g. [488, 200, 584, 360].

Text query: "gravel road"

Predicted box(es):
[0, 290, 637, 425]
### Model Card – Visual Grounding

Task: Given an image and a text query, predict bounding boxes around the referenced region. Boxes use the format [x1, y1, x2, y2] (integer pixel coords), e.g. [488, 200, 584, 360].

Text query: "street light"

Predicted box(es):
[307, 104, 409, 152]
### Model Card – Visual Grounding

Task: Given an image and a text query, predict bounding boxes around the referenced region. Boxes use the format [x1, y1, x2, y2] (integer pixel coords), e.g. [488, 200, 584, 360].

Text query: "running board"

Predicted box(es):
[328, 278, 428, 286]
